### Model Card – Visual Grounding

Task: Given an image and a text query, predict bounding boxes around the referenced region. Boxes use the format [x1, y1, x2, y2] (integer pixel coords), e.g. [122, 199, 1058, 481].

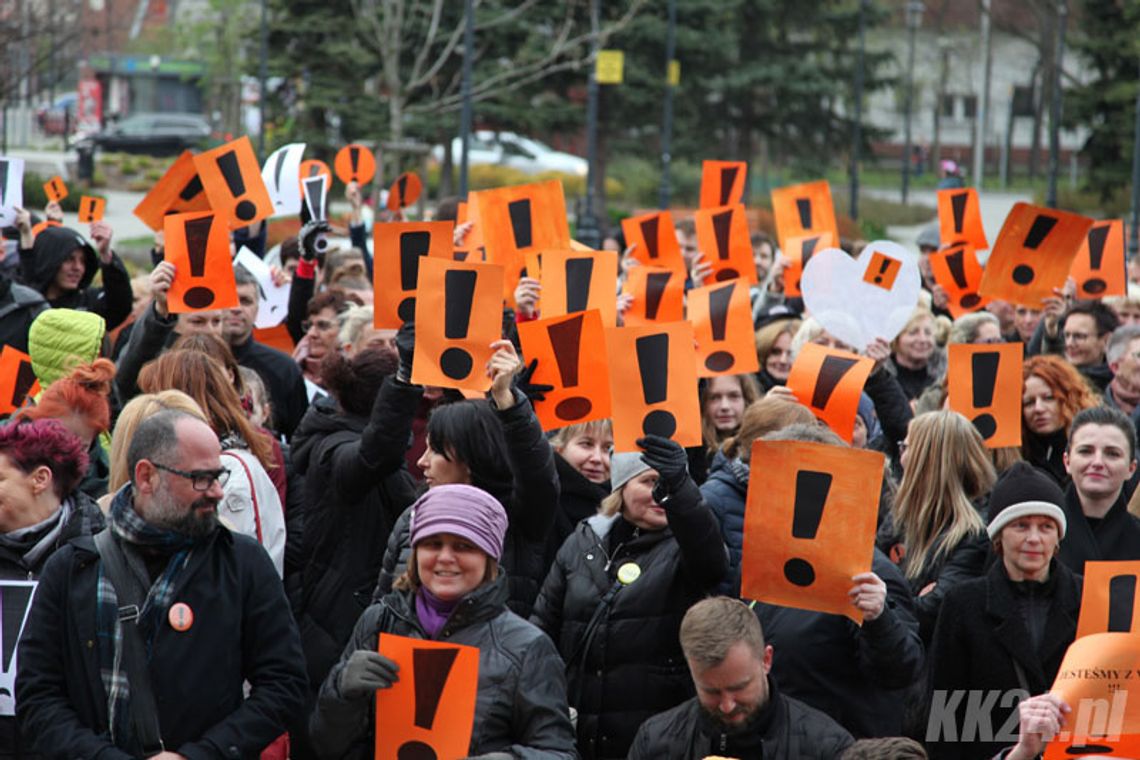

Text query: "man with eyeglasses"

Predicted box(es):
[17, 410, 307, 758]
[1034, 299, 1119, 393]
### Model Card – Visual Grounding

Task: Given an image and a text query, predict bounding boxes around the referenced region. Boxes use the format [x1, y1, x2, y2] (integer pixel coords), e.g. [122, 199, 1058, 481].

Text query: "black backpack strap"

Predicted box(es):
[94, 529, 165, 756]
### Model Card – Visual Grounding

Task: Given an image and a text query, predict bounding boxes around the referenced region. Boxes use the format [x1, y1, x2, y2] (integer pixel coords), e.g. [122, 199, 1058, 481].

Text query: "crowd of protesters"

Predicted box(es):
[0, 180, 1134, 760]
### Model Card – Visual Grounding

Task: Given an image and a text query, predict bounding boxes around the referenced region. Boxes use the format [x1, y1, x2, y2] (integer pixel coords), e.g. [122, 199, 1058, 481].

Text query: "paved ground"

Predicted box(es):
[869, 186, 1033, 252]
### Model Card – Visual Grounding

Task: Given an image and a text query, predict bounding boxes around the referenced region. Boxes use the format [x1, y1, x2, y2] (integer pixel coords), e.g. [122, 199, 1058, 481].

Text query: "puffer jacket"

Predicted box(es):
[20, 226, 130, 330]
[27, 309, 105, 388]
[699, 450, 749, 596]
[529, 478, 728, 760]
[309, 575, 576, 760]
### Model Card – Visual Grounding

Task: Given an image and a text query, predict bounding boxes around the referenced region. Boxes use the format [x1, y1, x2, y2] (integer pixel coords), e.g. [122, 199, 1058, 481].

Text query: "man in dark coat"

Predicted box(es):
[16, 411, 307, 758]
[628, 596, 853, 759]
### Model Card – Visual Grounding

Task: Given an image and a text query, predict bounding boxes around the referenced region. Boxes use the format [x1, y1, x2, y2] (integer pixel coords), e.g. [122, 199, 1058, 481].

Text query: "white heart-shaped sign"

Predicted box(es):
[801, 240, 922, 351]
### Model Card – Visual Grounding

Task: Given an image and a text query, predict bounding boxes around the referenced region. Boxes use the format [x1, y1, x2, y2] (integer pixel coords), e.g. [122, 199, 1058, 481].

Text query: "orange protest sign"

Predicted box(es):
[333, 143, 376, 185]
[373, 221, 455, 328]
[538, 248, 619, 326]
[688, 279, 760, 377]
[771, 180, 840, 253]
[77, 196, 105, 223]
[297, 159, 332, 197]
[0, 345, 40, 416]
[622, 266, 684, 327]
[163, 211, 239, 313]
[388, 172, 423, 211]
[786, 343, 874, 443]
[1071, 220, 1126, 299]
[978, 202, 1095, 308]
[43, 176, 67, 203]
[694, 204, 756, 285]
[133, 150, 211, 232]
[251, 324, 295, 355]
[1077, 561, 1140, 639]
[699, 160, 747, 209]
[605, 321, 701, 451]
[30, 220, 60, 240]
[193, 136, 274, 229]
[741, 440, 883, 622]
[517, 310, 613, 430]
[928, 243, 990, 318]
[947, 343, 1023, 449]
[937, 188, 988, 250]
[782, 232, 834, 298]
[410, 257, 504, 391]
[621, 210, 686, 278]
[376, 634, 479, 760]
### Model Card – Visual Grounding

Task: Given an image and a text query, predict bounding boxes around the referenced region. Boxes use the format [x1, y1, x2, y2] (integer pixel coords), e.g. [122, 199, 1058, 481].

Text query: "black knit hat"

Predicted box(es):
[987, 461, 1067, 540]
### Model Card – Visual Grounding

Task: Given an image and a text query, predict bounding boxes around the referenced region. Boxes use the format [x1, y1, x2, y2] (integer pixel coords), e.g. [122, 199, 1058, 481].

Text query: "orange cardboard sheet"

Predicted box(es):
[373, 221, 455, 329]
[30, 220, 60, 240]
[699, 160, 747, 209]
[937, 188, 989, 251]
[605, 321, 701, 451]
[333, 143, 376, 185]
[1044, 632, 1140, 759]
[133, 150, 212, 232]
[388, 172, 423, 211]
[251, 324, 295, 355]
[375, 634, 479, 760]
[411, 257, 504, 391]
[78, 196, 105, 223]
[741, 440, 883, 622]
[43, 176, 67, 203]
[947, 342, 1023, 449]
[928, 243, 990, 318]
[622, 266, 684, 327]
[782, 232, 834, 298]
[694, 204, 756, 285]
[621, 210, 687, 278]
[0, 345, 40, 416]
[786, 343, 874, 443]
[193, 136, 275, 229]
[688, 279, 760, 377]
[539, 248, 619, 326]
[771, 180, 840, 253]
[163, 211, 240, 313]
[979, 202, 1095, 308]
[298, 159, 333, 196]
[517, 310, 613, 430]
[1071, 220, 1126, 299]
[454, 201, 485, 263]
[1077, 561, 1140, 639]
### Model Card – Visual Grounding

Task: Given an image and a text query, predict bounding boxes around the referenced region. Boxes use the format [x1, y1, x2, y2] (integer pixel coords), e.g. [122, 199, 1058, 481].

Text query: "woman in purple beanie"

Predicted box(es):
[309, 483, 576, 760]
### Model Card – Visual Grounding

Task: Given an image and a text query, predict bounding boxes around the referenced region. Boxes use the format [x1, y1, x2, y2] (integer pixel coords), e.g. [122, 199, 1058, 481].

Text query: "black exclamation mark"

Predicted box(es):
[719, 166, 739, 206]
[85, 198, 97, 219]
[705, 282, 736, 372]
[397, 231, 432, 321]
[950, 192, 968, 235]
[397, 175, 409, 208]
[1108, 574, 1136, 633]
[796, 198, 813, 229]
[640, 216, 660, 259]
[711, 210, 738, 280]
[810, 355, 857, 409]
[970, 352, 1000, 440]
[0, 160, 8, 206]
[1013, 215, 1059, 285]
[303, 176, 326, 221]
[508, 199, 533, 249]
[182, 215, 216, 309]
[636, 333, 675, 437]
[349, 147, 361, 180]
[216, 151, 257, 222]
[548, 314, 592, 420]
[272, 152, 288, 196]
[0, 584, 35, 676]
[565, 258, 594, 313]
[180, 174, 204, 202]
[644, 272, 672, 320]
[440, 270, 477, 380]
[944, 248, 981, 309]
[1083, 224, 1111, 295]
[397, 648, 459, 760]
[784, 470, 832, 587]
[12, 360, 36, 409]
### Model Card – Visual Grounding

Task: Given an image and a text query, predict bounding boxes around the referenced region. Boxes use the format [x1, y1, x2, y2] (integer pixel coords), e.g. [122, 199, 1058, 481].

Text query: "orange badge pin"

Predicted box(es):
[168, 602, 193, 631]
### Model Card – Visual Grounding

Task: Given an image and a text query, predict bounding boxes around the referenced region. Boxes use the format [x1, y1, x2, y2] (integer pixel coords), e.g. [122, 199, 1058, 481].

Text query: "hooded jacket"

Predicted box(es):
[0, 274, 47, 355]
[27, 309, 106, 388]
[20, 226, 130, 330]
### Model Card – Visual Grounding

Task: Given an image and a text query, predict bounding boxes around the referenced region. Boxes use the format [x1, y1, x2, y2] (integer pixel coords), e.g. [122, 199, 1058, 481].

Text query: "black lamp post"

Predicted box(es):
[901, 0, 924, 205]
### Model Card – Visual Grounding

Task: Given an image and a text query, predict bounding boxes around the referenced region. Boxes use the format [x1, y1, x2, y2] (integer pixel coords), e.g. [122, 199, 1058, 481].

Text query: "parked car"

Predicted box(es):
[78, 112, 212, 156]
[35, 92, 78, 136]
[432, 131, 587, 176]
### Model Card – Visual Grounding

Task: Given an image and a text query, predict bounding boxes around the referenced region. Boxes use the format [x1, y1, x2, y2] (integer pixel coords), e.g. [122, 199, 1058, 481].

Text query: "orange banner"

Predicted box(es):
[688, 279, 760, 378]
[621, 210, 686, 278]
[388, 172, 423, 211]
[517, 310, 613, 431]
[782, 232, 834, 298]
[928, 243, 990, 318]
[0, 345, 40, 416]
[771, 180, 840, 253]
[133, 151, 212, 232]
[163, 211, 239, 313]
[938, 188, 989, 251]
[622, 266, 684, 327]
[947, 343, 1023, 449]
[699, 160, 747, 209]
[373, 221, 455, 329]
[741, 440, 883, 622]
[333, 143, 376, 185]
[539, 248, 619, 326]
[786, 343, 874, 443]
[1070, 220, 1126, 300]
[694, 204, 756, 285]
[193, 136, 275, 229]
[77, 196, 105, 223]
[1077, 561, 1140, 639]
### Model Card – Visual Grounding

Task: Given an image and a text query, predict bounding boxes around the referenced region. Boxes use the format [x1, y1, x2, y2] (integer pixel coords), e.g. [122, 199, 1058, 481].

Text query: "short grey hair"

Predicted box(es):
[232, 264, 258, 288]
[1107, 325, 1140, 365]
[948, 311, 1000, 345]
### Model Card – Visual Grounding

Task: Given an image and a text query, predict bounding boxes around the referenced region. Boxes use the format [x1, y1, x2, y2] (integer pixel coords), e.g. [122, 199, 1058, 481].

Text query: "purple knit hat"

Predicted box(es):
[409, 484, 509, 560]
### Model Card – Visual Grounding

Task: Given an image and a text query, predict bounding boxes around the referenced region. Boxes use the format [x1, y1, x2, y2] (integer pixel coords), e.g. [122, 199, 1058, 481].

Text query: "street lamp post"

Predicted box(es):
[458, 0, 475, 198]
[1129, 61, 1140, 262]
[577, 0, 602, 249]
[901, 0, 923, 205]
[1046, 0, 1068, 209]
[850, 0, 868, 221]
[258, 0, 267, 156]
[658, 0, 677, 210]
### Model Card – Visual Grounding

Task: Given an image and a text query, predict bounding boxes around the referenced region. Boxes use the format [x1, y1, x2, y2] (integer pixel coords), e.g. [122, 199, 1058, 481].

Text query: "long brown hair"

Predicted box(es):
[699, 374, 762, 453]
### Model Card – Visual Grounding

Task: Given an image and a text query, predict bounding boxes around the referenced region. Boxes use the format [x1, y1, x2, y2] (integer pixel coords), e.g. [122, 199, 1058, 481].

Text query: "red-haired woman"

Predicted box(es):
[1021, 355, 1099, 488]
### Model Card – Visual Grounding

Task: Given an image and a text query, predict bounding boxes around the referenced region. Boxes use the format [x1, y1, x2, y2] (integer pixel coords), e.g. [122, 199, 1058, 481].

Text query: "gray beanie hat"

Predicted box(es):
[610, 451, 652, 493]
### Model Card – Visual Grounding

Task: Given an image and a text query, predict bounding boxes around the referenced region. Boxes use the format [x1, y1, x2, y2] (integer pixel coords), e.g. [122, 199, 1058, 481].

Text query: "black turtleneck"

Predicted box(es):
[696, 676, 779, 759]
[1008, 562, 1059, 654]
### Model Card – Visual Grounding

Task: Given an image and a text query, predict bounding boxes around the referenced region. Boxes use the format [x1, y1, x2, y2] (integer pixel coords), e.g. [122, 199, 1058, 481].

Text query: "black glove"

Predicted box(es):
[515, 357, 554, 402]
[298, 219, 331, 261]
[637, 434, 689, 503]
[338, 650, 399, 699]
[395, 319, 416, 383]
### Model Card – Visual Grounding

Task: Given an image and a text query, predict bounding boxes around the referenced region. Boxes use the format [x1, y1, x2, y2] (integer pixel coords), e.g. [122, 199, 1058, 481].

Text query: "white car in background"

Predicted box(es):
[434, 131, 588, 176]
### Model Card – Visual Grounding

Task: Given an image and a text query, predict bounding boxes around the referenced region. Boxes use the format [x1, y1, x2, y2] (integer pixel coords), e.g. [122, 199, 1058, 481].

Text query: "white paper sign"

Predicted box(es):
[0, 157, 26, 228]
[261, 143, 305, 216]
[234, 246, 289, 328]
[0, 580, 38, 716]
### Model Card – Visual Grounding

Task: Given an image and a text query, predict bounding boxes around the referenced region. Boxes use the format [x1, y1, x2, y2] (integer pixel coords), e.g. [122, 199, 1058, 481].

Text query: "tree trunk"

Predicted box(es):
[931, 45, 948, 173]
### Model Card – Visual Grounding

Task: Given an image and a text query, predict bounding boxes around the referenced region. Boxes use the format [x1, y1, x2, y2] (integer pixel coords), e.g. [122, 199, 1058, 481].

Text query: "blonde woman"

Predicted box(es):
[891, 409, 995, 642]
[754, 318, 800, 391]
[887, 307, 943, 401]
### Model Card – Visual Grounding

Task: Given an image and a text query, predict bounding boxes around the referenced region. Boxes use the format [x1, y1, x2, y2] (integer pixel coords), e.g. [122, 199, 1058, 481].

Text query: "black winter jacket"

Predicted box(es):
[627, 681, 854, 760]
[1058, 486, 1140, 575]
[0, 274, 47, 356]
[530, 478, 728, 760]
[309, 576, 576, 759]
[907, 530, 990, 644]
[547, 453, 608, 570]
[20, 226, 131, 330]
[700, 451, 750, 597]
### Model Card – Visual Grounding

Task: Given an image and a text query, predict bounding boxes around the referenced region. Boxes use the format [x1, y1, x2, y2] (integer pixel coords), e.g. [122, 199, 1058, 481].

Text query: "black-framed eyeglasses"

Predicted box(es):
[302, 318, 337, 333]
[151, 462, 230, 492]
